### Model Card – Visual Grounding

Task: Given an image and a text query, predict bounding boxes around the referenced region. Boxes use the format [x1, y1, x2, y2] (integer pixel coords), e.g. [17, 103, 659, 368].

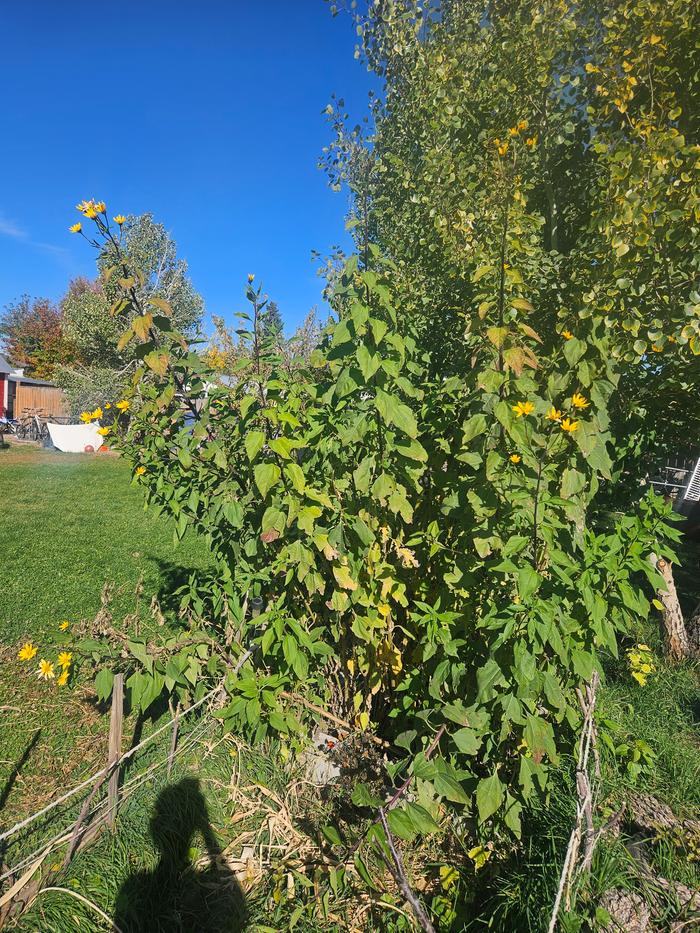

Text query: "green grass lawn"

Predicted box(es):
[0, 444, 212, 829]
[0, 445, 211, 643]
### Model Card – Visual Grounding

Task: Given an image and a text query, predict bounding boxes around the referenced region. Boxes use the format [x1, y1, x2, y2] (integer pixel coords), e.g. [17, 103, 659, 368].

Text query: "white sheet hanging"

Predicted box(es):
[47, 422, 104, 453]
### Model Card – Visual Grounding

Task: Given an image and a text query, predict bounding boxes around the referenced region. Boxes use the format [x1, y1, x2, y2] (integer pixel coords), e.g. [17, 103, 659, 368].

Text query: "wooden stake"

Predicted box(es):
[650, 554, 690, 660]
[107, 673, 124, 829]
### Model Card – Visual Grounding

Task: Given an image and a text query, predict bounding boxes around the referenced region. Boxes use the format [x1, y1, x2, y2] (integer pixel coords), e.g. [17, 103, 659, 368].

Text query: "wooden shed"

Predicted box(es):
[7, 372, 68, 419]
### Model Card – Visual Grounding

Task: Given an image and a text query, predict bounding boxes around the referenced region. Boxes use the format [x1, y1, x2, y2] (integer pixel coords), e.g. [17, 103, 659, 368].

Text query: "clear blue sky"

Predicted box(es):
[0, 1, 374, 333]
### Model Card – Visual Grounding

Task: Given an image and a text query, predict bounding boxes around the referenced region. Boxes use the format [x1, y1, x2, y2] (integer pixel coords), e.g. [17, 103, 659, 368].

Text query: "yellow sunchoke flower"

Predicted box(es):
[56, 668, 70, 687]
[512, 400, 534, 417]
[97, 426, 110, 436]
[58, 652, 72, 669]
[92, 406, 103, 419]
[80, 411, 93, 423]
[69, 222, 82, 234]
[94, 201, 106, 214]
[546, 407, 563, 422]
[510, 454, 521, 463]
[37, 659, 55, 680]
[562, 329, 573, 339]
[116, 399, 130, 411]
[135, 466, 146, 475]
[114, 214, 126, 225]
[571, 393, 589, 409]
[560, 418, 579, 432]
[59, 621, 70, 631]
[18, 642, 38, 661]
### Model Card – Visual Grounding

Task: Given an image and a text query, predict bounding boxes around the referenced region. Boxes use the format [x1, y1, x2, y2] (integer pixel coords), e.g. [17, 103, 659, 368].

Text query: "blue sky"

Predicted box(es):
[0, 1, 374, 333]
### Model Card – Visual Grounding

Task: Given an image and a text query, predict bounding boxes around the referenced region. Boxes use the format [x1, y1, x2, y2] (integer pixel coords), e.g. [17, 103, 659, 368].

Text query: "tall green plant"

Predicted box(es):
[72, 200, 679, 850]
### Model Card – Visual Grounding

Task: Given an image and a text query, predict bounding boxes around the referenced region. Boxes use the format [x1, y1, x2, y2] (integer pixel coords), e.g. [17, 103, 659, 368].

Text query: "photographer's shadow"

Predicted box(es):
[114, 777, 247, 932]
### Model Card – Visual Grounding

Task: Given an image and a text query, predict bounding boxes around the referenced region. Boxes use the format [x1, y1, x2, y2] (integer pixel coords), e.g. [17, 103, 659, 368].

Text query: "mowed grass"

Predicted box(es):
[0, 443, 212, 826]
[0, 444, 211, 642]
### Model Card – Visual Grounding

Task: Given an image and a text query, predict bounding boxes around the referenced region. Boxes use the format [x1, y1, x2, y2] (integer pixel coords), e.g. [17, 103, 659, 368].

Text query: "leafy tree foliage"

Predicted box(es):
[326, 0, 700, 491]
[56, 213, 204, 414]
[0, 295, 78, 379]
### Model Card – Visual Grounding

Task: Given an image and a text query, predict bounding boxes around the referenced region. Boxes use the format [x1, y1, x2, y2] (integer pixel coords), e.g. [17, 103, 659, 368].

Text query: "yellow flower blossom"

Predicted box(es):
[517, 119, 528, 131]
[84, 207, 98, 219]
[510, 454, 521, 463]
[560, 418, 579, 432]
[97, 426, 110, 436]
[571, 392, 589, 409]
[135, 466, 146, 475]
[56, 668, 69, 687]
[58, 651, 72, 669]
[76, 200, 93, 213]
[114, 214, 126, 225]
[80, 411, 93, 423]
[512, 400, 535, 418]
[116, 399, 130, 411]
[497, 141, 509, 156]
[94, 201, 106, 213]
[37, 659, 55, 680]
[651, 344, 663, 353]
[247, 273, 255, 283]
[59, 621, 70, 631]
[69, 222, 82, 234]
[562, 329, 573, 340]
[525, 136, 537, 148]
[18, 642, 38, 661]
[546, 407, 563, 422]
[105, 402, 111, 410]
[92, 406, 103, 419]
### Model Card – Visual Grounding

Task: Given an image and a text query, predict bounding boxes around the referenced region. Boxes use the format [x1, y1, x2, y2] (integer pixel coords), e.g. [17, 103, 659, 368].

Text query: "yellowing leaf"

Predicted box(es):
[333, 564, 358, 591]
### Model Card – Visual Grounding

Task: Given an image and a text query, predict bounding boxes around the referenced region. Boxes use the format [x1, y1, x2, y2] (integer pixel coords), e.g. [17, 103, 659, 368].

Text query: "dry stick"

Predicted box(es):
[107, 673, 124, 829]
[377, 808, 437, 933]
[347, 725, 446, 861]
[31, 887, 124, 933]
[547, 671, 599, 933]
[167, 701, 181, 778]
[280, 691, 388, 748]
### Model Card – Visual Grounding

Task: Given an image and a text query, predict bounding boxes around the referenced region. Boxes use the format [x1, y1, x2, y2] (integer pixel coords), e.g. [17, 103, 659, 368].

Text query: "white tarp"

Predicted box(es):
[47, 422, 104, 453]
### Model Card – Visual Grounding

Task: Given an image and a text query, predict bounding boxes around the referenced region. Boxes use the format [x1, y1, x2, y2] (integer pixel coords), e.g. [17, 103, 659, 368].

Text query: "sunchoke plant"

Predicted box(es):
[73, 202, 679, 851]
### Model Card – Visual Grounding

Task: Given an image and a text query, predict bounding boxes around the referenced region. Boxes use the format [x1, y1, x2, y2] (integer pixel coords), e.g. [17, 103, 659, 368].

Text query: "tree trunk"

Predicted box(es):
[649, 554, 690, 660]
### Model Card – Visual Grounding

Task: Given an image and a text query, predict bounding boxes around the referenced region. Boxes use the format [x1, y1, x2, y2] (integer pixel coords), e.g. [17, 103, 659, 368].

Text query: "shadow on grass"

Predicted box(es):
[0, 728, 42, 865]
[114, 777, 247, 932]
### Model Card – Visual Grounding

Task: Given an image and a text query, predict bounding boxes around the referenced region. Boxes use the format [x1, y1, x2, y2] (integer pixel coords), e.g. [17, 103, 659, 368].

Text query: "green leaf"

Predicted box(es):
[254, 463, 281, 498]
[285, 462, 306, 493]
[245, 431, 265, 462]
[453, 728, 482, 755]
[94, 668, 114, 703]
[356, 344, 381, 380]
[374, 388, 418, 438]
[387, 807, 418, 841]
[223, 500, 244, 527]
[476, 772, 503, 823]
